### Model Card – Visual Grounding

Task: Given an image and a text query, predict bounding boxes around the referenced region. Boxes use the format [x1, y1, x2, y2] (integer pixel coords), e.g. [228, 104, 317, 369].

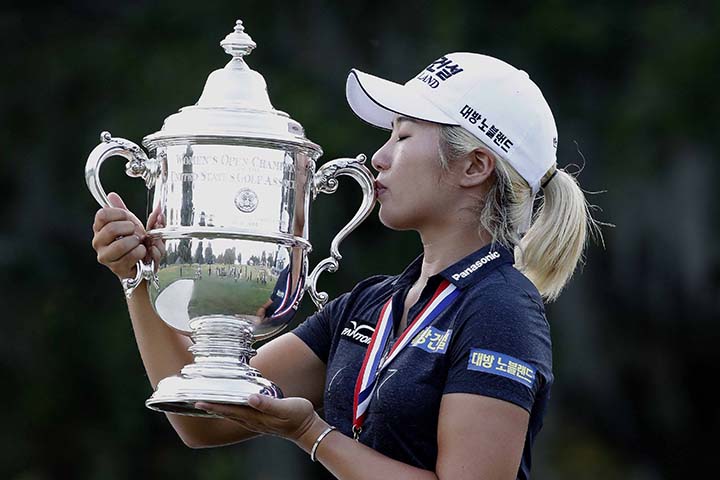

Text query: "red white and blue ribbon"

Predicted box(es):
[269, 268, 304, 319]
[352, 279, 460, 439]
[269, 262, 305, 319]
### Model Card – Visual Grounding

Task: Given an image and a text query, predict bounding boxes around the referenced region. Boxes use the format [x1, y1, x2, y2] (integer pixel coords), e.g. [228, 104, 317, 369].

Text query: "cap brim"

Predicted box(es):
[346, 69, 459, 130]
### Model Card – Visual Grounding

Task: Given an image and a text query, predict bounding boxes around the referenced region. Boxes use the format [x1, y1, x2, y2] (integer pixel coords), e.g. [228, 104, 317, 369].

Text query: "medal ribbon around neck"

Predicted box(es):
[352, 279, 460, 439]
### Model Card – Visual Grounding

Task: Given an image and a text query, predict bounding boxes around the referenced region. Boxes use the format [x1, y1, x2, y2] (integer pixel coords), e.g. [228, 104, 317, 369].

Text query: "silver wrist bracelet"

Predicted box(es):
[310, 426, 336, 462]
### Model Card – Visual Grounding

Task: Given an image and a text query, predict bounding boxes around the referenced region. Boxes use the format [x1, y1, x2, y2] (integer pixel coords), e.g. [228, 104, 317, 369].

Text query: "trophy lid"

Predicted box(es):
[143, 20, 322, 155]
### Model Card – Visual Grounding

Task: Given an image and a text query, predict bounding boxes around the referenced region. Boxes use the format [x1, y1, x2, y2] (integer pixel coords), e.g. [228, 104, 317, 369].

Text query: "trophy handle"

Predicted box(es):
[307, 154, 376, 310]
[85, 131, 161, 298]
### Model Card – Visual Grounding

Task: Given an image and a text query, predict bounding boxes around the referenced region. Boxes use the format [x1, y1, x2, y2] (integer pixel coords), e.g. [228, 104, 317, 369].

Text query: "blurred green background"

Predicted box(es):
[2, 1, 718, 479]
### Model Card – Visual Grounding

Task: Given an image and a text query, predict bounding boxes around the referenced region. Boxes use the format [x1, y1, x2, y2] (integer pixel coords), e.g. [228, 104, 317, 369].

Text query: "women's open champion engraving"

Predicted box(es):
[234, 188, 259, 213]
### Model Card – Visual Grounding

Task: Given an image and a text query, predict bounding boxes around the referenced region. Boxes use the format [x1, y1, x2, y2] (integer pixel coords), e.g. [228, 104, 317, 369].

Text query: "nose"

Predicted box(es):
[371, 138, 392, 172]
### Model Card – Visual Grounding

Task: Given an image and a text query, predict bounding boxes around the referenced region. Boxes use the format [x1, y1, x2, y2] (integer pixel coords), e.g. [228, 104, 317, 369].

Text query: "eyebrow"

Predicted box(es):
[391, 116, 417, 129]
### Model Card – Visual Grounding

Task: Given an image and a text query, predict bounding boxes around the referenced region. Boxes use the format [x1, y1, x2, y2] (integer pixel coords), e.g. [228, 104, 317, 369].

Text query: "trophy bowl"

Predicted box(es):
[85, 20, 375, 416]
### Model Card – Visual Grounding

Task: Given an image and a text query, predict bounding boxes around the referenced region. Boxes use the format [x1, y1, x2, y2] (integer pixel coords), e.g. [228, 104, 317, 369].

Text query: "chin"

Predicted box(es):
[378, 205, 417, 231]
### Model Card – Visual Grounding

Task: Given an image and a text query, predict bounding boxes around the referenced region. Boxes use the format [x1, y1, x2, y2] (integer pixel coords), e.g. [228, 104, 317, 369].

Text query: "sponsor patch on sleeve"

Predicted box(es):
[467, 348, 536, 388]
[410, 326, 452, 354]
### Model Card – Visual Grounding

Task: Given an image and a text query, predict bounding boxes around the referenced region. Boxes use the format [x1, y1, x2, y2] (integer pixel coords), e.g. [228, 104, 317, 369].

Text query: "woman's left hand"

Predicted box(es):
[195, 395, 319, 443]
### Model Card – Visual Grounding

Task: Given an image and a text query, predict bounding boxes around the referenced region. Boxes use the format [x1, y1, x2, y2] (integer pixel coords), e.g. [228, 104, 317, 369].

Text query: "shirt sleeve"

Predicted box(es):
[443, 283, 552, 413]
[291, 291, 352, 364]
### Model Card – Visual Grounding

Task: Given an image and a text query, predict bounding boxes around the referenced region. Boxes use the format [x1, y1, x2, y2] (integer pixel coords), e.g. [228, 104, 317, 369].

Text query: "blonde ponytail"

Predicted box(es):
[516, 168, 597, 302]
[438, 125, 603, 302]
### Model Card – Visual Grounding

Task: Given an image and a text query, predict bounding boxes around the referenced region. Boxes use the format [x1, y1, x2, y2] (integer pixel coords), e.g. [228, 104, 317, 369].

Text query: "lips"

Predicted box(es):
[375, 179, 388, 198]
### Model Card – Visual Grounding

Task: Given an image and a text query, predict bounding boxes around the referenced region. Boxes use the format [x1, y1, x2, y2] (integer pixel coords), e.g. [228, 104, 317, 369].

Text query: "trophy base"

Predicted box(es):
[146, 373, 283, 417]
[145, 315, 283, 417]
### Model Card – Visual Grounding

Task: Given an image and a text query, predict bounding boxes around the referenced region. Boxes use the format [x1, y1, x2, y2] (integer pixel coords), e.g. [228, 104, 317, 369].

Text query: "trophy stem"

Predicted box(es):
[188, 316, 256, 366]
[145, 316, 283, 417]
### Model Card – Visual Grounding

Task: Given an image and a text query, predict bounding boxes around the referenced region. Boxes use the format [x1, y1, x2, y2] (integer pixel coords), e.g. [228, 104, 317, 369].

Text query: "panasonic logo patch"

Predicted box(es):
[451, 251, 501, 281]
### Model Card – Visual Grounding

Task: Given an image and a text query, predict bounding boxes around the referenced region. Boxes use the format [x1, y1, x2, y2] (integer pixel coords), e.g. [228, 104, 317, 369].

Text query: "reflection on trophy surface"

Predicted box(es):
[149, 143, 312, 340]
[85, 19, 375, 416]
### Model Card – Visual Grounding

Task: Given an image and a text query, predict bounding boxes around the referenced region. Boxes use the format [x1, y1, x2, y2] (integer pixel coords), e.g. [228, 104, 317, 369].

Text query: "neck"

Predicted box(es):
[417, 225, 492, 283]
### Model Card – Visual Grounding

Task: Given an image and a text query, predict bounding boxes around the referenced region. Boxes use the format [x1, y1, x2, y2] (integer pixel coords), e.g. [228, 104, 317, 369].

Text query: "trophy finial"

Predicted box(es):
[220, 19, 256, 58]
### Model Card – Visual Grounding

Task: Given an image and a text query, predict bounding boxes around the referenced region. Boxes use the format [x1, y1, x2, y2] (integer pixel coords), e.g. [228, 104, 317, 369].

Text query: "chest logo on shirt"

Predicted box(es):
[340, 319, 375, 346]
[467, 348, 536, 388]
[410, 326, 453, 354]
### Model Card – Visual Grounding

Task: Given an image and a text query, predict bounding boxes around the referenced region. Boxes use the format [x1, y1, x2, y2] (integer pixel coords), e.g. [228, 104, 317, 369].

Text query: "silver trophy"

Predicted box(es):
[85, 20, 375, 416]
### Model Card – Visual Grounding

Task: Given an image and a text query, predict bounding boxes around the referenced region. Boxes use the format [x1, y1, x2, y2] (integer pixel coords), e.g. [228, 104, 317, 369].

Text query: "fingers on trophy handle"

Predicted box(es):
[85, 131, 160, 297]
[307, 154, 376, 310]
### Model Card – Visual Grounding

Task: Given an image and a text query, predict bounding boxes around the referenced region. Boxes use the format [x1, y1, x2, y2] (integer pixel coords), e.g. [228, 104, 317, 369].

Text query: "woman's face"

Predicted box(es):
[371, 116, 455, 231]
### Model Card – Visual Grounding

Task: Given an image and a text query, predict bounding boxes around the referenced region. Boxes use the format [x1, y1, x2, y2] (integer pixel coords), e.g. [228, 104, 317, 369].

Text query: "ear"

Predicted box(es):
[458, 147, 495, 188]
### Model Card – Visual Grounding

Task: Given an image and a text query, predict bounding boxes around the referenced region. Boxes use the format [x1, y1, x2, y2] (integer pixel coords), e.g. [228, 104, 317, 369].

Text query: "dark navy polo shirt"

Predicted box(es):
[292, 243, 553, 480]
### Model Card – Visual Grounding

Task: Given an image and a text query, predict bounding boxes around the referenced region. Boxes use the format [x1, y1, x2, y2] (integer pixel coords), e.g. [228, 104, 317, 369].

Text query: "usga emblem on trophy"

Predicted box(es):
[235, 188, 259, 213]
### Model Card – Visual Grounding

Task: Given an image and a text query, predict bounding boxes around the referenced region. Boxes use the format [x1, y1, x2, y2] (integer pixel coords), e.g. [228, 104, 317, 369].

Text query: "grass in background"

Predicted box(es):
[157, 264, 276, 316]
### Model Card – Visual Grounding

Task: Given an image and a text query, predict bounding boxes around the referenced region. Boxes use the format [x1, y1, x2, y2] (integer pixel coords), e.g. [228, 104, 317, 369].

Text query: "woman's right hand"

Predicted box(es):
[91, 192, 148, 281]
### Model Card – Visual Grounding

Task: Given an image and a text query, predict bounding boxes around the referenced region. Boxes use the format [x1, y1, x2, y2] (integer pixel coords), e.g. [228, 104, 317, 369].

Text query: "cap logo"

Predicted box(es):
[415, 55, 464, 89]
[417, 72, 440, 89]
[459, 105, 515, 153]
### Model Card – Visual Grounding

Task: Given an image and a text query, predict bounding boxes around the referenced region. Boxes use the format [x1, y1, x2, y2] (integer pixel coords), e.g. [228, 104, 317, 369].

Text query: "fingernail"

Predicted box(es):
[247, 395, 261, 407]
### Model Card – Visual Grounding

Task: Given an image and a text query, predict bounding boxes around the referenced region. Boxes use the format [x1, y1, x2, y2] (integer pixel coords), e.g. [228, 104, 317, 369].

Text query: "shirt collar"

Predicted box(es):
[392, 253, 425, 290]
[439, 243, 515, 289]
[392, 243, 515, 291]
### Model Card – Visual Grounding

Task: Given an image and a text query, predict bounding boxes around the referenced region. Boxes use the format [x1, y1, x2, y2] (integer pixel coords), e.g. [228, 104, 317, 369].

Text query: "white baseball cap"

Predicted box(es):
[346, 52, 559, 232]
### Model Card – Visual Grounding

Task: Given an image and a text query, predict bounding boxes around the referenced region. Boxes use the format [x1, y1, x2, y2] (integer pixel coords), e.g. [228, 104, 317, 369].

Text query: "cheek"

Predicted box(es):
[376, 149, 447, 228]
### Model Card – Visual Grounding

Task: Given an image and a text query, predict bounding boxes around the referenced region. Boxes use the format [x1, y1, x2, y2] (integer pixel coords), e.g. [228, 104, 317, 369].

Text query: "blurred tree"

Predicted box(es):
[194, 241, 205, 265]
[204, 244, 215, 265]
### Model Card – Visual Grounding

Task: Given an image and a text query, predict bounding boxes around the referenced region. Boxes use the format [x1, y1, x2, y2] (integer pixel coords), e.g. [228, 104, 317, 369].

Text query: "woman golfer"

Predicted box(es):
[92, 52, 596, 479]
